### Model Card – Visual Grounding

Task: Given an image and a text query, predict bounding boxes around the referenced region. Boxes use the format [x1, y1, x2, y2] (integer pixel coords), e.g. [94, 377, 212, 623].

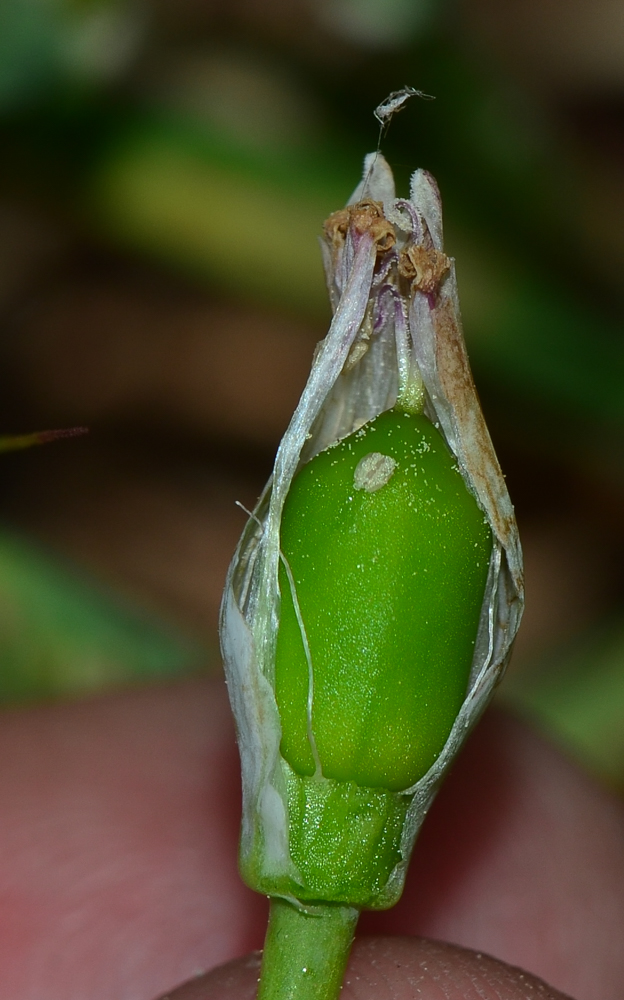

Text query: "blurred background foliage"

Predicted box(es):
[0, 0, 624, 791]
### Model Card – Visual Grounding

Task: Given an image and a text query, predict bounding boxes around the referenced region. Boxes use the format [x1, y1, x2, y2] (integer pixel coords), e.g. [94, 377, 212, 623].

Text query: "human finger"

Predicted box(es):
[0, 678, 266, 1000]
[157, 936, 573, 1000]
[361, 710, 624, 999]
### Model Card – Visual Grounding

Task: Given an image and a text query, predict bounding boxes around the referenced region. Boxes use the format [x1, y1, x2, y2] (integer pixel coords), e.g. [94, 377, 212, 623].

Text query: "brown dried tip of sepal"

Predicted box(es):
[324, 199, 395, 254]
[426, 292, 521, 581]
[399, 244, 451, 295]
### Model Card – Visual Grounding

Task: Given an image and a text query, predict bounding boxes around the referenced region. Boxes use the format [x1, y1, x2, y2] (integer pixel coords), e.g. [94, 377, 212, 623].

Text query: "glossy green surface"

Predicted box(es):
[275, 408, 492, 792]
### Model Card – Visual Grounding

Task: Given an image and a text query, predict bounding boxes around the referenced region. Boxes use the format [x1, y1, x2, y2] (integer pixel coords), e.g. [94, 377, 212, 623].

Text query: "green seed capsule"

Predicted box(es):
[275, 408, 492, 793]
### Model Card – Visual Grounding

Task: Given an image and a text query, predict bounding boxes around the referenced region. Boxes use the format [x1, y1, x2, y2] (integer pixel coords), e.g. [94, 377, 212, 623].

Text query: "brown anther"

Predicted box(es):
[398, 244, 450, 294]
[323, 200, 395, 254]
[323, 208, 351, 249]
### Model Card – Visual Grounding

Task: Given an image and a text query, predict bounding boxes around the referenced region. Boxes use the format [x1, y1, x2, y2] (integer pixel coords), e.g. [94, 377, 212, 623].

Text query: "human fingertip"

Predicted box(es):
[154, 937, 573, 1000]
[343, 938, 574, 1000]
[155, 951, 260, 999]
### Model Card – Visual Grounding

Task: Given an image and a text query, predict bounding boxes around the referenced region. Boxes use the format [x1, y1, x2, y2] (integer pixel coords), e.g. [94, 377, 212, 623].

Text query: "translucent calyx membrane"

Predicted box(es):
[220, 153, 523, 912]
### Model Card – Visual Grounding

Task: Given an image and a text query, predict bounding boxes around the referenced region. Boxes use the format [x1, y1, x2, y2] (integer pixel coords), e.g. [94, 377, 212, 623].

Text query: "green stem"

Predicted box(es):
[257, 897, 359, 1000]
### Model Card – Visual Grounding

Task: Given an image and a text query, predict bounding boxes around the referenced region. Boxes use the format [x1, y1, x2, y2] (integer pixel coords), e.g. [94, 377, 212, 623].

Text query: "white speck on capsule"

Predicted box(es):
[353, 452, 397, 493]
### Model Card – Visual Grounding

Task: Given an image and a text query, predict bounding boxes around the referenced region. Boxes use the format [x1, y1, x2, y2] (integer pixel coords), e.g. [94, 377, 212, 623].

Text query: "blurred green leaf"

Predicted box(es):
[501, 623, 624, 793]
[87, 113, 356, 316]
[0, 0, 143, 113]
[0, 526, 209, 704]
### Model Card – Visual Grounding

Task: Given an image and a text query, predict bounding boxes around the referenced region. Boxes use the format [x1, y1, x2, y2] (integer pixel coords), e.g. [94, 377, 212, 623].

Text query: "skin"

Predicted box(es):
[0, 678, 622, 1000]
